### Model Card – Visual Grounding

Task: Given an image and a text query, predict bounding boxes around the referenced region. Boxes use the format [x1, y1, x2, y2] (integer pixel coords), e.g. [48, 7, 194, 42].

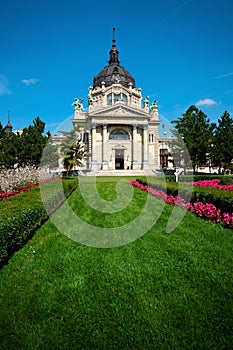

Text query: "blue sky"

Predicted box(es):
[1, 0, 233, 134]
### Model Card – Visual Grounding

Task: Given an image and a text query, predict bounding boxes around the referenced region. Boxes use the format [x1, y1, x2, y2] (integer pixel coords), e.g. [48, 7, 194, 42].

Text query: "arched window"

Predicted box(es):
[109, 129, 130, 140]
[122, 93, 128, 104]
[106, 92, 128, 105]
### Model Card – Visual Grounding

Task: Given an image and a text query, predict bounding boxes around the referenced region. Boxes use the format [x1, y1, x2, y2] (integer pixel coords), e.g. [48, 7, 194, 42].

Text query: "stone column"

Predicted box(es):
[142, 124, 149, 169]
[132, 123, 140, 169]
[102, 123, 108, 170]
[154, 126, 160, 169]
[91, 122, 98, 172]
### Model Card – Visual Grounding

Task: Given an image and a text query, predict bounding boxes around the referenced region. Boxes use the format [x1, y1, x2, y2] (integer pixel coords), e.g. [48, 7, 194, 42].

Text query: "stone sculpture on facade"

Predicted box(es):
[87, 91, 93, 105]
[150, 100, 159, 110]
[143, 96, 149, 107]
[72, 98, 84, 110]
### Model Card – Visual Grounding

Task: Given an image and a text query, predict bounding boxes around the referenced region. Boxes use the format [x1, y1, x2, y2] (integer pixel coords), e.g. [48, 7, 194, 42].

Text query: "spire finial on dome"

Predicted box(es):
[5, 109, 13, 133]
[93, 28, 136, 88]
[108, 27, 119, 65]
[112, 27, 116, 46]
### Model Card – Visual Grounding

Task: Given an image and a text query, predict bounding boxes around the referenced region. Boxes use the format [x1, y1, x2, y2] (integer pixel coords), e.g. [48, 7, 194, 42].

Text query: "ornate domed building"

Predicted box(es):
[71, 29, 163, 175]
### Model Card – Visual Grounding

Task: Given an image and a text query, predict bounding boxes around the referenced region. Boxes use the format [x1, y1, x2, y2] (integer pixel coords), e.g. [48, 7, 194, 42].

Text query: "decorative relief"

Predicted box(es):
[89, 105, 149, 118]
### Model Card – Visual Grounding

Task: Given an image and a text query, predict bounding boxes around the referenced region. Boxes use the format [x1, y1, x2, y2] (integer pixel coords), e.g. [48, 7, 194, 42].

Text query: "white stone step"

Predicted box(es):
[90, 169, 154, 176]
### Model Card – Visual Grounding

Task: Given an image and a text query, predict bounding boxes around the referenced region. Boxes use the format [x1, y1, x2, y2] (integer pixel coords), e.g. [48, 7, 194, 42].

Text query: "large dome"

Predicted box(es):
[93, 31, 136, 89]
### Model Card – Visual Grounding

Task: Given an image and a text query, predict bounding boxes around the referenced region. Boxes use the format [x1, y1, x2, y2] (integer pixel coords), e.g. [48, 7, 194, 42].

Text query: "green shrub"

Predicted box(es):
[191, 186, 233, 213]
[180, 175, 219, 182]
[138, 177, 193, 202]
[0, 179, 78, 266]
[219, 176, 233, 185]
[162, 174, 233, 183]
[138, 176, 233, 213]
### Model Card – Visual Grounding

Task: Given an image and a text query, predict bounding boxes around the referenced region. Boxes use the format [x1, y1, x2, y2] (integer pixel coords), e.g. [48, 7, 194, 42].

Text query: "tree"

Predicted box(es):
[0, 122, 5, 167]
[18, 117, 48, 167]
[171, 105, 214, 173]
[211, 111, 233, 173]
[169, 128, 192, 171]
[59, 127, 86, 175]
[0, 125, 20, 169]
[40, 140, 59, 169]
[0, 116, 56, 169]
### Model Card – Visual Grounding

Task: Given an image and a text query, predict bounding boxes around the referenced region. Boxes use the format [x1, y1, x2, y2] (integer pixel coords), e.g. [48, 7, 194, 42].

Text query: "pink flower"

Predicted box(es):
[130, 180, 233, 229]
[191, 179, 233, 191]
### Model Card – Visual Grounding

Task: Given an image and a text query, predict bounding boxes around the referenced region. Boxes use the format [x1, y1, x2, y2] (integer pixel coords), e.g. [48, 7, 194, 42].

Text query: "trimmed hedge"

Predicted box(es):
[139, 176, 233, 213]
[191, 186, 233, 214]
[162, 174, 233, 183]
[139, 177, 192, 202]
[0, 179, 78, 266]
[178, 175, 233, 183]
[147, 175, 233, 183]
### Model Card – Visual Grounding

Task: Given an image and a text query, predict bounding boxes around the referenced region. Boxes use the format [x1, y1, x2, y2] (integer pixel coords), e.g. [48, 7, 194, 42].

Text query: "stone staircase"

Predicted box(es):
[93, 169, 155, 176]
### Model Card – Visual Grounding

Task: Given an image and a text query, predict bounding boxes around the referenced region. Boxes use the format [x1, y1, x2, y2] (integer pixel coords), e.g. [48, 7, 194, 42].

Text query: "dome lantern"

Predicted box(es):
[93, 28, 136, 89]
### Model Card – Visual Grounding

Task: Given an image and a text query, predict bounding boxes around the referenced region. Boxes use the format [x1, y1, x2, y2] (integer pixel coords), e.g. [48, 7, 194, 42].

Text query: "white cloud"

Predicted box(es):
[21, 78, 39, 86]
[214, 72, 233, 79]
[195, 98, 217, 107]
[0, 75, 13, 96]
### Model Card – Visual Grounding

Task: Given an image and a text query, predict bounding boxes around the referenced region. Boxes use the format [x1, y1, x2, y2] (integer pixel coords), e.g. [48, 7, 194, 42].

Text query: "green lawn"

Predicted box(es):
[0, 178, 233, 349]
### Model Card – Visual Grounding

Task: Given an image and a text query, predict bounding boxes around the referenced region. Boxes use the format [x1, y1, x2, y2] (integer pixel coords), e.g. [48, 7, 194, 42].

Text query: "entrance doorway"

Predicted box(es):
[160, 149, 168, 168]
[115, 149, 124, 169]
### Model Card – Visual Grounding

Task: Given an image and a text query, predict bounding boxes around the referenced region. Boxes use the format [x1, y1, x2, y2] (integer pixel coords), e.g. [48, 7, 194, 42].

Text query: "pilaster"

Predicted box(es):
[142, 124, 149, 169]
[102, 123, 108, 170]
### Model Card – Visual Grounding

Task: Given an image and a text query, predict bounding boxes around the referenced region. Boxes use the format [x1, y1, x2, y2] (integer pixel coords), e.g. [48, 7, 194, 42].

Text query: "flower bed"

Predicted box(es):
[0, 183, 39, 201]
[130, 180, 233, 229]
[191, 179, 233, 191]
[0, 166, 60, 201]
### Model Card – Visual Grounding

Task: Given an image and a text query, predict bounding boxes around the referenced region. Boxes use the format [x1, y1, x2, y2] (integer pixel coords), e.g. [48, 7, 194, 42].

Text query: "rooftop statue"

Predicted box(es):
[72, 98, 84, 110]
[150, 100, 159, 110]
[87, 91, 93, 104]
[143, 96, 149, 108]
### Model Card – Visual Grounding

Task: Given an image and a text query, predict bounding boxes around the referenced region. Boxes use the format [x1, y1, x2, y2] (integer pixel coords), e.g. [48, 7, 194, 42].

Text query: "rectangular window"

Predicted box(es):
[83, 132, 89, 143]
[107, 93, 112, 105]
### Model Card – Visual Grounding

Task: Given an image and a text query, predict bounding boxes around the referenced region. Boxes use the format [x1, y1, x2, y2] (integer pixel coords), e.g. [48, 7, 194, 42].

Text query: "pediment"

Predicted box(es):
[88, 104, 149, 119]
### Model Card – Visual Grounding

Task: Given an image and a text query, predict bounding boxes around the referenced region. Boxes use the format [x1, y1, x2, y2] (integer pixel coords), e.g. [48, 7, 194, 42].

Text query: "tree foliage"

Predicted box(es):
[0, 116, 56, 169]
[59, 127, 86, 175]
[211, 111, 233, 172]
[169, 129, 192, 171]
[40, 140, 59, 169]
[171, 105, 214, 173]
[18, 117, 48, 167]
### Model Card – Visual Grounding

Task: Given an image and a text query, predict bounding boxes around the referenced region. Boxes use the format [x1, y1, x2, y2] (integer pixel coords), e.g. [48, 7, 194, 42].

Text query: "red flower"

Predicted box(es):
[130, 180, 233, 229]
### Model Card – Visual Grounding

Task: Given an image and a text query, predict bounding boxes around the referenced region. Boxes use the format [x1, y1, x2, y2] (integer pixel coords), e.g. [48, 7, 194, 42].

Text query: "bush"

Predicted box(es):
[0, 178, 78, 266]
[138, 176, 233, 213]
[178, 175, 231, 182]
[219, 176, 233, 185]
[191, 186, 233, 213]
[161, 175, 233, 183]
[139, 177, 193, 202]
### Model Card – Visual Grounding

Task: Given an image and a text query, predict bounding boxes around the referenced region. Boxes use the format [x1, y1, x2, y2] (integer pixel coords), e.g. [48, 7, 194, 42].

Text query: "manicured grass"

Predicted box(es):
[0, 178, 233, 349]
